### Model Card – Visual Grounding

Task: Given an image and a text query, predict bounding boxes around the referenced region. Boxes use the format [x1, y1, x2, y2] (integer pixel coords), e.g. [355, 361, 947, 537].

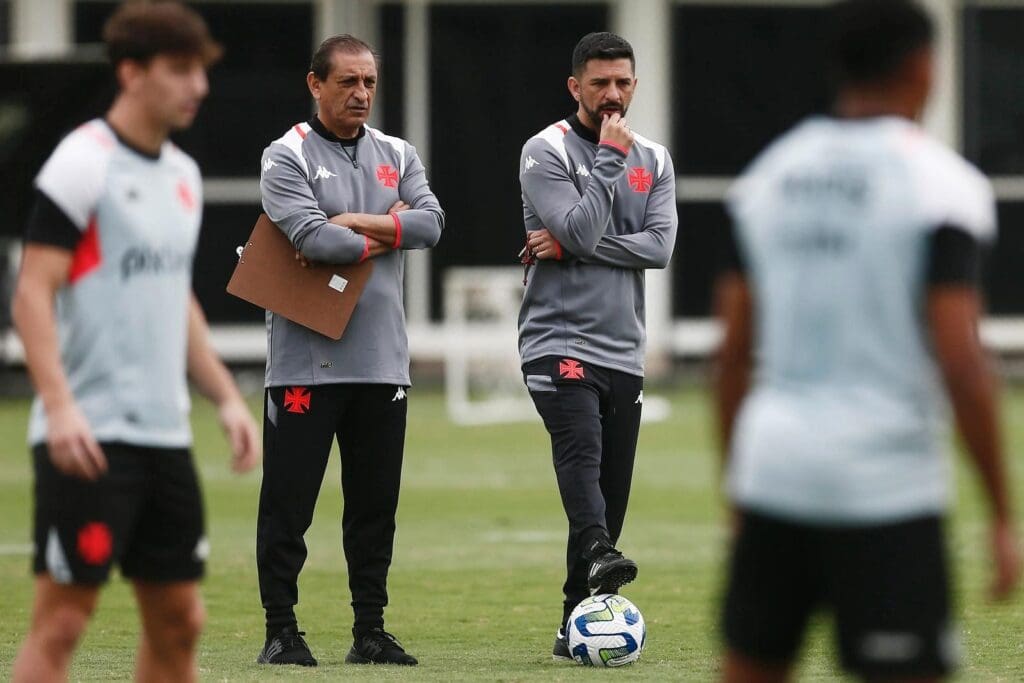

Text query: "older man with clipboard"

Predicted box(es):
[248, 34, 444, 668]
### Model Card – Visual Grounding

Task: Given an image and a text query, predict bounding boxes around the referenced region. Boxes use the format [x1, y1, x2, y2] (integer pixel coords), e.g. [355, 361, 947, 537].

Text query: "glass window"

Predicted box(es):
[672, 5, 831, 175]
[379, 3, 406, 139]
[0, 61, 112, 237]
[0, 1, 9, 46]
[985, 202, 1024, 315]
[427, 3, 607, 317]
[672, 201, 732, 318]
[963, 8, 1024, 175]
[193, 204, 263, 323]
[74, 1, 314, 176]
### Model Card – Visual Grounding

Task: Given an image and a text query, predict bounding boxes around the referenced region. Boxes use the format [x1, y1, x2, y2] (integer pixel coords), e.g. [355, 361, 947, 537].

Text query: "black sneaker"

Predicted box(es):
[552, 626, 572, 661]
[256, 626, 317, 666]
[346, 628, 418, 666]
[585, 539, 638, 595]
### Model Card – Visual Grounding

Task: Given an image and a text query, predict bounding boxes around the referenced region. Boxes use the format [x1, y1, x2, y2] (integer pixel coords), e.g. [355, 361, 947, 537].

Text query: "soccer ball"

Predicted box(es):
[567, 594, 646, 667]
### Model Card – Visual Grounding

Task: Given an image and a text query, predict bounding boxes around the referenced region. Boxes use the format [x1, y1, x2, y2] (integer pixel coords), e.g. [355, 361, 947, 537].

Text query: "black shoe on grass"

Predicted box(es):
[256, 626, 317, 666]
[552, 626, 572, 661]
[585, 539, 638, 595]
[345, 628, 418, 666]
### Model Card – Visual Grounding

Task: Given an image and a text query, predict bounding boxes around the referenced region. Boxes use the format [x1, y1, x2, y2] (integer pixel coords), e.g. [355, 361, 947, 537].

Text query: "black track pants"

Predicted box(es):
[523, 357, 643, 624]
[256, 383, 408, 633]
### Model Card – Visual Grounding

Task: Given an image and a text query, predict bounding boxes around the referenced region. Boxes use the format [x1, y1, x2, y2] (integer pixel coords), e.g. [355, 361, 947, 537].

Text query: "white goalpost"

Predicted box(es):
[443, 267, 536, 425]
[442, 266, 670, 425]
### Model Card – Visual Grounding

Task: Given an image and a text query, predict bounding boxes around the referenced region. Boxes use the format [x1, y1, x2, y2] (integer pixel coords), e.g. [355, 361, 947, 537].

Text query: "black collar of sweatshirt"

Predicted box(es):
[104, 118, 162, 160]
[567, 113, 599, 144]
[308, 116, 366, 147]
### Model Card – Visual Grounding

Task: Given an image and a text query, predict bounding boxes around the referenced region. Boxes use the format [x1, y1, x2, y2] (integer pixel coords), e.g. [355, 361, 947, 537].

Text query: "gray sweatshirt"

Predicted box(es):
[259, 117, 444, 386]
[518, 115, 677, 376]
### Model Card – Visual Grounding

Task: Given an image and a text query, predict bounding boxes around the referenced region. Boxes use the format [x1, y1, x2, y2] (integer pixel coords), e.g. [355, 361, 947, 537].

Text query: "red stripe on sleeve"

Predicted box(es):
[79, 122, 114, 149]
[359, 235, 370, 263]
[599, 140, 629, 156]
[68, 217, 102, 284]
[293, 124, 307, 139]
[391, 213, 402, 249]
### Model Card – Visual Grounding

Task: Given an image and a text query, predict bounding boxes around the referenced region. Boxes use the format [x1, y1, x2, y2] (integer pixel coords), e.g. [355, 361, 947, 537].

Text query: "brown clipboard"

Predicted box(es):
[227, 214, 373, 340]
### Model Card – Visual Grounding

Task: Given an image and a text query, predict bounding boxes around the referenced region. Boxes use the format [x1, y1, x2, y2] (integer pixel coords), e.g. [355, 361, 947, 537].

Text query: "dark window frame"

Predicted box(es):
[963, 6, 1024, 175]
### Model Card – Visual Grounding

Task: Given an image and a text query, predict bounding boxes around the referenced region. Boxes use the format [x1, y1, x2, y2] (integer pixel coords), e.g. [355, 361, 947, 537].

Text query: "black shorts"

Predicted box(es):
[723, 510, 957, 679]
[32, 442, 206, 585]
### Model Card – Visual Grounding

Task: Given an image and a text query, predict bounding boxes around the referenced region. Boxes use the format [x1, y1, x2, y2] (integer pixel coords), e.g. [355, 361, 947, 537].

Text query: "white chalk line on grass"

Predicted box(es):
[480, 530, 563, 544]
[0, 543, 32, 556]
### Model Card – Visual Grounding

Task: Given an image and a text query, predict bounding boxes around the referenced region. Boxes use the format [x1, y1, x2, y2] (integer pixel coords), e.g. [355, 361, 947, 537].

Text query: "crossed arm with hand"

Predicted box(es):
[521, 113, 675, 270]
[526, 113, 633, 264]
[526, 228, 564, 261]
[296, 200, 410, 266]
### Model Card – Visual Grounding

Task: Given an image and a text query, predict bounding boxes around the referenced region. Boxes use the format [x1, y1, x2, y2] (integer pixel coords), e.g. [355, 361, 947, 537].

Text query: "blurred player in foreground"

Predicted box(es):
[714, 1, 1021, 681]
[10, 3, 260, 682]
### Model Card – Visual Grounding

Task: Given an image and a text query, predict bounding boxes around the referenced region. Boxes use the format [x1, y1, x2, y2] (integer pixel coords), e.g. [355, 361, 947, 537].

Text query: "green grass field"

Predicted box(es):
[0, 383, 1022, 681]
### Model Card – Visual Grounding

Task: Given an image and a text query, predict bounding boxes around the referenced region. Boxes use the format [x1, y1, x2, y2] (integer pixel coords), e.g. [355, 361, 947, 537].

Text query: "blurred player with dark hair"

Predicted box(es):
[714, 1, 1020, 681]
[10, 3, 259, 682]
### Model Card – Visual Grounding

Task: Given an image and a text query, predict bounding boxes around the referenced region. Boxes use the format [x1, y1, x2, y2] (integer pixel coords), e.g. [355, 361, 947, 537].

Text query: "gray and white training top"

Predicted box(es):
[24, 119, 202, 448]
[259, 118, 444, 387]
[726, 115, 996, 525]
[518, 115, 677, 376]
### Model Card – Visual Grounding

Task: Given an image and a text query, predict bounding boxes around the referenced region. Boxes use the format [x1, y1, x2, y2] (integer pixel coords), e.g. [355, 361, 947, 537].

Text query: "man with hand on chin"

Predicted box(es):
[255, 34, 443, 668]
[517, 31, 677, 661]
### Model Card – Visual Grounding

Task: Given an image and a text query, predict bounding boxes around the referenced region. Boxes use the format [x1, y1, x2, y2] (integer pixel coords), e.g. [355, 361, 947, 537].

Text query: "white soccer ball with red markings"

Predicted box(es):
[567, 594, 646, 667]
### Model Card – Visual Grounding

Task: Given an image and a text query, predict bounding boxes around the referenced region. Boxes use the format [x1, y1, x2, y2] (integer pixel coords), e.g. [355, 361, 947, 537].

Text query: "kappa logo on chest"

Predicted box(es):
[313, 165, 338, 181]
